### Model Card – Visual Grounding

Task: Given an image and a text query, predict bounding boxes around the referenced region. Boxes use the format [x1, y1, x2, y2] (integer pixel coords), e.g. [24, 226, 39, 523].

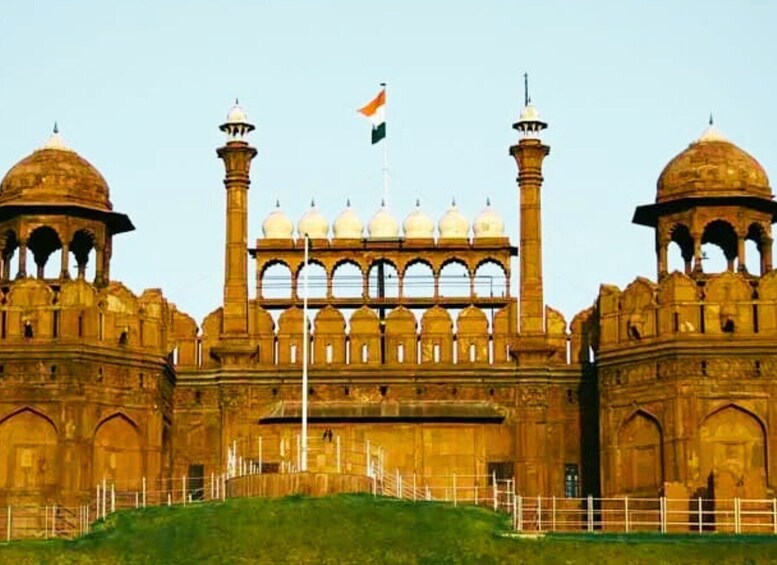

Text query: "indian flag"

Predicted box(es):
[358, 87, 386, 144]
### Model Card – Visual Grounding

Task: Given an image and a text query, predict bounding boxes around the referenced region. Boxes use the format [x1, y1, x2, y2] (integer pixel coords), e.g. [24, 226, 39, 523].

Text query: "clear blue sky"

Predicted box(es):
[1, 1, 775, 325]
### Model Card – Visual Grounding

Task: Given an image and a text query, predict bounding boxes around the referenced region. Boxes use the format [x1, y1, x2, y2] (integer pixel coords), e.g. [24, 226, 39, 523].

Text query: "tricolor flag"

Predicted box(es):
[358, 87, 386, 144]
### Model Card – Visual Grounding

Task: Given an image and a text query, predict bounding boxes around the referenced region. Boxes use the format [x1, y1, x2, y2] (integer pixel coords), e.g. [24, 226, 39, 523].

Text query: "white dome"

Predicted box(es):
[438, 199, 469, 239]
[368, 201, 399, 239]
[518, 104, 541, 123]
[403, 199, 435, 239]
[262, 200, 294, 239]
[473, 198, 504, 238]
[298, 200, 329, 238]
[333, 199, 364, 239]
[226, 99, 248, 124]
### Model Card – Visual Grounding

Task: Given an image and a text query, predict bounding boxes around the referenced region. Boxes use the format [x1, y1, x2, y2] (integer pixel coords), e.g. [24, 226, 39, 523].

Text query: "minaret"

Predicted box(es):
[217, 100, 257, 337]
[509, 81, 549, 336]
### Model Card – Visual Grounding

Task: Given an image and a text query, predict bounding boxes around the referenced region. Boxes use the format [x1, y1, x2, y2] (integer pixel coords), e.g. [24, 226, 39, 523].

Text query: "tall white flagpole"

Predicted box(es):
[381, 82, 388, 207]
[301, 233, 309, 472]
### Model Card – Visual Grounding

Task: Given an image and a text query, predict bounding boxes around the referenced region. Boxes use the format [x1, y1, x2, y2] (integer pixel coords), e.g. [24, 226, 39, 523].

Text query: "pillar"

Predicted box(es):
[737, 235, 747, 273]
[94, 245, 105, 286]
[657, 238, 669, 278]
[510, 139, 550, 335]
[60, 244, 70, 279]
[693, 236, 703, 273]
[762, 238, 773, 274]
[217, 135, 257, 337]
[16, 240, 27, 279]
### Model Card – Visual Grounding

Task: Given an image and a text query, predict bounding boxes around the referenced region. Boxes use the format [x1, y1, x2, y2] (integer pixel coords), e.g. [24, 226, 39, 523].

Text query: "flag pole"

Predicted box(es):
[381, 82, 388, 207]
[301, 233, 309, 472]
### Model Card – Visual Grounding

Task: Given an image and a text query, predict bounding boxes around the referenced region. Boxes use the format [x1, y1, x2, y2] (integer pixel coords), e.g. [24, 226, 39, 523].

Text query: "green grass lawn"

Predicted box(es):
[1, 494, 777, 564]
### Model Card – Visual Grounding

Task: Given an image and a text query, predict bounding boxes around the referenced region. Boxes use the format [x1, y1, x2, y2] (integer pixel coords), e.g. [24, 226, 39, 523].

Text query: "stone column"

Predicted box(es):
[217, 138, 257, 337]
[737, 235, 746, 272]
[510, 138, 550, 334]
[692, 235, 703, 273]
[60, 243, 70, 279]
[94, 245, 105, 286]
[762, 238, 773, 274]
[657, 238, 669, 278]
[16, 240, 27, 279]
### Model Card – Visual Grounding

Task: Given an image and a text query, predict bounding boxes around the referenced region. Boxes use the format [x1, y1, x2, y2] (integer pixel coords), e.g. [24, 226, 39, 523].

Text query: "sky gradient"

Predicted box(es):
[1, 1, 775, 325]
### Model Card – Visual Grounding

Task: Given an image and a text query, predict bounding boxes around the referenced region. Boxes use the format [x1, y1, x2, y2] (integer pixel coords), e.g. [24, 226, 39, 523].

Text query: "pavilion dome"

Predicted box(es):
[403, 199, 435, 239]
[368, 201, 399, 238]
[297, 200, 329, 238]
[333, 199, 364, 239]
[0, 129, 112, 212]
[473, 198, 504, 238]
[262, 200, 294, 238]
[438, 199, 469, 239]
[656, 123, 771, 203]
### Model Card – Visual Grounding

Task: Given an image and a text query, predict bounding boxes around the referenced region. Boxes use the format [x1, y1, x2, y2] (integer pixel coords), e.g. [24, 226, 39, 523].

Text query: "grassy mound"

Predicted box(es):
[1, 494, 777, 564]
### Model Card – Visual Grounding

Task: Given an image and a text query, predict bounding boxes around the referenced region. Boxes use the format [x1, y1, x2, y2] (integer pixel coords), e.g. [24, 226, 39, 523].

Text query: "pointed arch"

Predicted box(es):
[618, 409, 664, 495]
[93, 412, 143, 489]
[0, 407, 58, 494]
[699, 404, 767, 490]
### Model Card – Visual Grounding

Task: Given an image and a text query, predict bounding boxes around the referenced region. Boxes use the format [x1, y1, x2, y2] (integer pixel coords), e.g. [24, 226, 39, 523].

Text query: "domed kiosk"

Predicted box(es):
[633, 121, 776, 276]
[0, 127, 134, 283]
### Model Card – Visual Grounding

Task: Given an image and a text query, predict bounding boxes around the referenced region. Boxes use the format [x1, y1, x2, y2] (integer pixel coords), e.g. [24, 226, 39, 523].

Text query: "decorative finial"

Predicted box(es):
[235, 97, 239, 105]
[486, 197, 491, 206]
[709, 113, 714, 126]
[53, 121, 59, 134]
[346, 197, 351, 207]
[451, 197, 457, 207]
[275, 199, 280, 208]
[381, 198, 386, 207]
[415, 197, 421, 207]
[310, 198, 316, 207]
[524, 72, 529, 106]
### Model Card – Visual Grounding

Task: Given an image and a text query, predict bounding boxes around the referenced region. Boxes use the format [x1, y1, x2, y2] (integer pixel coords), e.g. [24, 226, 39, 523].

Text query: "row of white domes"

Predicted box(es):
[262, 199, 505, 239]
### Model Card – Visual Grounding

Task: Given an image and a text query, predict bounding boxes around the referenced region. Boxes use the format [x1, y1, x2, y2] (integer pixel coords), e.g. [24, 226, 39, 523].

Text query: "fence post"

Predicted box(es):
[734, 497, 741, 534]
[182, 475, 187, 506]
[426, 485, 430, 501]
[366, 440, 371, 477]
[52, 505, 56, 537]
[44, 505, 48, 539]
[111, 484, 115, 514]
[96, 484, 101, 520]
[517, 495, 523, 532]
[453, 474, 457, 507]
[167, 492, 172, 507]
[413, 473, 417, 502]
[625, 496, 630, 533]
[102, 478, 107, 519]
[222, 473, 227, 501]
[6, 506, 10, 542]
[552, 496, 557, 531]
[474, 482, 478, 506]
[660, 496, 667, 534]
[537, 496, 542, 532]
[372, 474, 376, 497]
[773, 498, 777, 535]
[699, 497, 703, 533]
[142, 476, 147, 508]
[587, 495, 594, 532]
[492, 474, 498, 511]
[513, 493, 518, 531]
[258, 436, 263, 474]
[336, 435, 341, 474]
[85, 505, 89, 533]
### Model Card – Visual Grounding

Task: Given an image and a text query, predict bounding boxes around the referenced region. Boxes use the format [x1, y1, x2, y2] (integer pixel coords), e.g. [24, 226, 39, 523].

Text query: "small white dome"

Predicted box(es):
[698, 117, 727, 143]
[262, 200, 294, 239]
[333, 199, 364, 239]
[403, 199, 435, 239]
[368, 201, 399, 239]
[518, 104, 541, 123]
[438, 199, 469, 239]
[473, 198, 504, 238]
[226, 99, 248, 124]
[298, 200, 329, 238]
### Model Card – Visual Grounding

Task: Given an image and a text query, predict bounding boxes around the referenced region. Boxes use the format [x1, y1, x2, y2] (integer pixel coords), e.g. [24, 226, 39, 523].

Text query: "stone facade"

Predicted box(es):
[0, 103, 773, 510]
